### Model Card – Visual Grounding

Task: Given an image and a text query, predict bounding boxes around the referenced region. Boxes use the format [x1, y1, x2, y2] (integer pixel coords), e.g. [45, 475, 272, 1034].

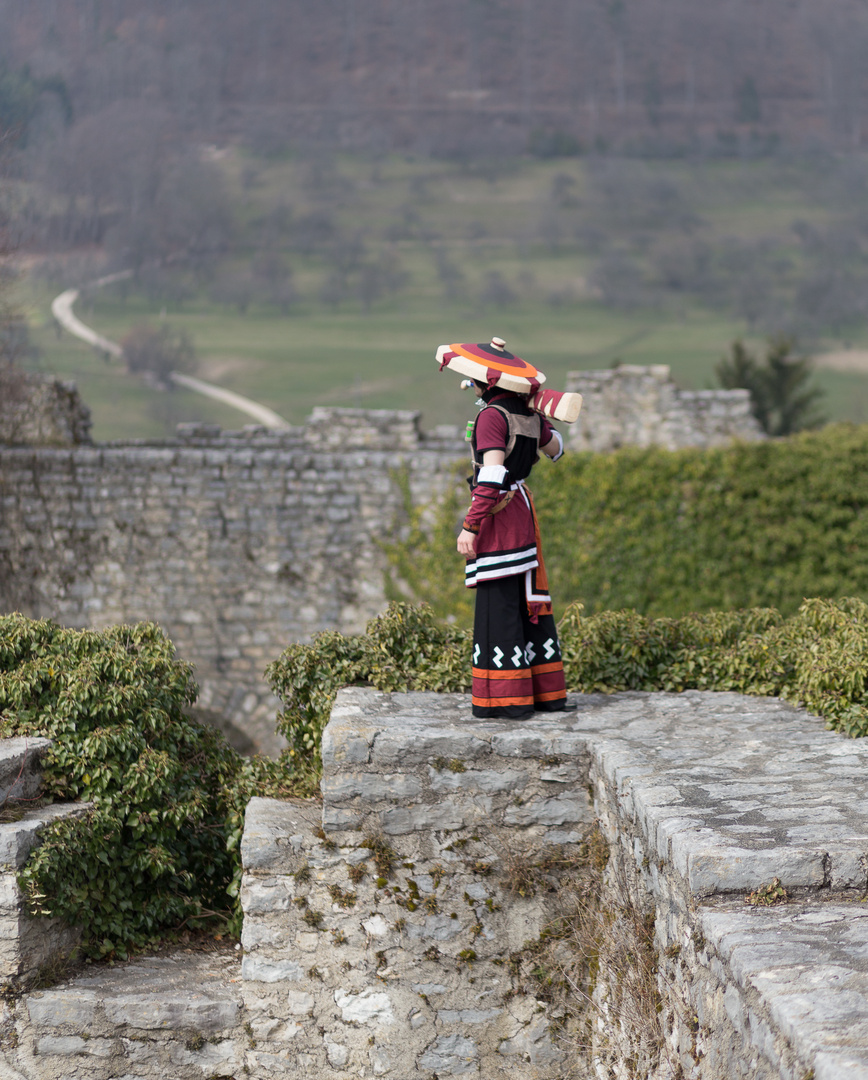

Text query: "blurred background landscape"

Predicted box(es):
[3, 0, 868, 438]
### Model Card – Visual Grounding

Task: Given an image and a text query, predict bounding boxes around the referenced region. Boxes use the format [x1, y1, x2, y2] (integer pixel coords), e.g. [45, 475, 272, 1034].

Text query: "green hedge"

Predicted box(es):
[386, 424, 868, 622]
[0, 616, 312, 959]
[267, 598, 868, 767]
[266, 603, 470, 768]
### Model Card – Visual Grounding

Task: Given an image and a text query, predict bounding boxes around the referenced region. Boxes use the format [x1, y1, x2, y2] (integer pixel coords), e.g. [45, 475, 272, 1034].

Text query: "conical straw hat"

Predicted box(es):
[436, 336, 546, 393]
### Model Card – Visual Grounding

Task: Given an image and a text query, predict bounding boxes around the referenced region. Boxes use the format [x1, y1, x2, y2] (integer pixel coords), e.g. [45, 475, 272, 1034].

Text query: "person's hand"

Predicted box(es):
[457, 529, 477, 557]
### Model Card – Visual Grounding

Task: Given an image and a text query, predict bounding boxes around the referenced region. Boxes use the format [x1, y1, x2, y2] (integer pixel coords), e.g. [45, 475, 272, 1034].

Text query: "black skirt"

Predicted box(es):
[471, 574, 567, 719]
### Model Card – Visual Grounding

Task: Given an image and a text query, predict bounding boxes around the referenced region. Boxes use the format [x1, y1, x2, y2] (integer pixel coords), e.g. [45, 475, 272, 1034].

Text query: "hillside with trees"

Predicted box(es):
[1, 0, 868, 157]
[1, 1, 866, 438]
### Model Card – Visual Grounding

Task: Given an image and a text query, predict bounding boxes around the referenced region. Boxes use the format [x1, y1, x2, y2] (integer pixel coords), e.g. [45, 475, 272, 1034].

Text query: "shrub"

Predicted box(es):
[121, 323, 196, 389]
[0, 615, 309, 957]
[386, 424, 868, 622]
[265, 602, 470, 768]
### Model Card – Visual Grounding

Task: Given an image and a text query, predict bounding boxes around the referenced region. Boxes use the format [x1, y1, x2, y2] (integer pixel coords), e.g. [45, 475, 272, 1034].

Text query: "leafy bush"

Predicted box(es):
[386, 424, 868, 623]
[560, 597, 868, 737]
[121, 323, 196, 389]
[0, 615, 309, 958]
[268, 598, 868, 753]
[265, 603, 470, 768]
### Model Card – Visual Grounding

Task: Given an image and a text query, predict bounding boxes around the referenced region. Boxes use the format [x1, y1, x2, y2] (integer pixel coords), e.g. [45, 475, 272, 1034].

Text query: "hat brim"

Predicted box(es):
[436, 344, 546, 393]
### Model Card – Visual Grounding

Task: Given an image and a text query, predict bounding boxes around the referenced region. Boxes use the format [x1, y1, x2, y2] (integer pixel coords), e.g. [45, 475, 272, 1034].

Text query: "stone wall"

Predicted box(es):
[0, 375, 763, 756]
[0, 411, 466, 754]
[0, 369, 92, 448]
[235, 688, 868, 1079]
[3, 688, 868, 1077]
[565, 364, 764, 451]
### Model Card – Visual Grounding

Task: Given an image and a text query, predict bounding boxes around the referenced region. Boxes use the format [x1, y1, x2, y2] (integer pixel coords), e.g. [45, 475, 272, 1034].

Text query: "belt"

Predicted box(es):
[490, 479, 526, 516]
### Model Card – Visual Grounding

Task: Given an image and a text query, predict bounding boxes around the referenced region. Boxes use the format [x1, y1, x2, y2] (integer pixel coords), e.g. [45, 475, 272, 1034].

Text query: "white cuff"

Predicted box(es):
[477, 464, 508, 486]
[548, 430, 564, 462]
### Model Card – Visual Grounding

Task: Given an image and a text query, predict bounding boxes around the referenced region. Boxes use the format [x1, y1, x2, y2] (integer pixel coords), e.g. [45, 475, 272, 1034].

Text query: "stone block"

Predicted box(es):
[503, 794, 592, 827]
[827, 848, 868, 890]
[321, 772, 423, 803]
[322, 806, 364, 832]
[36, 1034, 115, 1056]
[102, 994, 239, 1031]
[240, 798, 318, 873]
[418, 1033, 479, 1074]
[490, 731, 553, 758]
[686, 846, 827, 895]
[334, 988, 396, 1025]
[241, 918, 285, 949]
[428, 768, 528, 794]
[241, 956, 305, 983]
[406, 915, 466, 943]
[382, 799, 491, 835]
[240, 877, 294, 914]
[372, 731, 490, 767]
[27, 992, 98, 1027]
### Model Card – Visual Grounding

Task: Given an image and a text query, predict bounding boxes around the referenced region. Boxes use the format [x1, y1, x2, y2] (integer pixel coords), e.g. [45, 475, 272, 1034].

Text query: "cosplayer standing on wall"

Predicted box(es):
[436, 337, 583, 719]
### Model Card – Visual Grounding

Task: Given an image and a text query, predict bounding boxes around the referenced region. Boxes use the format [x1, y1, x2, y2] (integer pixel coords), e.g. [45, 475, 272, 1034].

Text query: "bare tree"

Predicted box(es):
[121, 323, 196, 389]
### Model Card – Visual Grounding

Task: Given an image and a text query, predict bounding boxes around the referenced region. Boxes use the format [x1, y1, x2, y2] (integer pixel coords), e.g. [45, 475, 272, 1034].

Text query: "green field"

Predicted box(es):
[16, 152, 868, 441]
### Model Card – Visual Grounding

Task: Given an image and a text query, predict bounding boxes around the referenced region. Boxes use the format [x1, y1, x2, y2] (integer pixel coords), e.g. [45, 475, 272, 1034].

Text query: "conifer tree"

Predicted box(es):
[716, 338, 826, 436]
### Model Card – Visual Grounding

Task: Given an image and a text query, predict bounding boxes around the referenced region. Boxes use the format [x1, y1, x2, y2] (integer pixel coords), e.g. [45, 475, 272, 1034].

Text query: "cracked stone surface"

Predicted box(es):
[323, 687, 868, 894]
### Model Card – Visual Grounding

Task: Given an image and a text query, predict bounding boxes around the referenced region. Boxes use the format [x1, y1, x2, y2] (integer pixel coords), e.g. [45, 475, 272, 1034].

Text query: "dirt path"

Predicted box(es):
[51, 274, 291, 430]
[814, 350, 868, 374]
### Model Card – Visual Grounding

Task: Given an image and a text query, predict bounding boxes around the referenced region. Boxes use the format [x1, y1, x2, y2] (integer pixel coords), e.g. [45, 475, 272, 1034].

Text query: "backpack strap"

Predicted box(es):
[470, 402, 542, 480]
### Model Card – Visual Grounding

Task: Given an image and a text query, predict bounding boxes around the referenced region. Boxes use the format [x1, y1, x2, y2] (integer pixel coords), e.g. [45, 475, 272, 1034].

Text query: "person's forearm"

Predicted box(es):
[463, 463, 507, 530]
[540, 430, 564, 461]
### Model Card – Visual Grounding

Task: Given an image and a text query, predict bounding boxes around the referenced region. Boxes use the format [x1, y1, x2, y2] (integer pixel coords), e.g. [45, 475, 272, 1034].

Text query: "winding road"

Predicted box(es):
[51, 273, 291, 430]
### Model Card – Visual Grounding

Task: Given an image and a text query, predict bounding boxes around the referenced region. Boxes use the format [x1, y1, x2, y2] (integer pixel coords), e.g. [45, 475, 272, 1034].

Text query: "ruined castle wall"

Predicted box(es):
[566, 364, 765, 452]
[0, 372, 764, 755]
[0, 410, 466, 754]
[0, 370, 92, 448]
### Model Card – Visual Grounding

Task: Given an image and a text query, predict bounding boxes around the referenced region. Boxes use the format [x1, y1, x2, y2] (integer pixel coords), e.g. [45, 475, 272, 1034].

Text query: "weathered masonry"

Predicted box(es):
[0, 410, 466, 755]
[8, 688, 868, 1078]
[566, 364, 764, 452]
[0, 379, 763, 755]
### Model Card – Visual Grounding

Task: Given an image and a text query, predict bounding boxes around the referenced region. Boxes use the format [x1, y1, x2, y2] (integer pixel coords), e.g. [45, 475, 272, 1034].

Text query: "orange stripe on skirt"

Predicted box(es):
[529, 661, 564, 675]
[472, 666, 531, 681]
[471, 694, 535, 708]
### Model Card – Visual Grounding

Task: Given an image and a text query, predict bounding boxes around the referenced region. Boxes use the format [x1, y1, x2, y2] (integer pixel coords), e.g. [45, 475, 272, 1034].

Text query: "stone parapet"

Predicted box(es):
[321, 688, 592, 843]
[235, 688, 868, 1078]
[0, 387, 768, 756]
